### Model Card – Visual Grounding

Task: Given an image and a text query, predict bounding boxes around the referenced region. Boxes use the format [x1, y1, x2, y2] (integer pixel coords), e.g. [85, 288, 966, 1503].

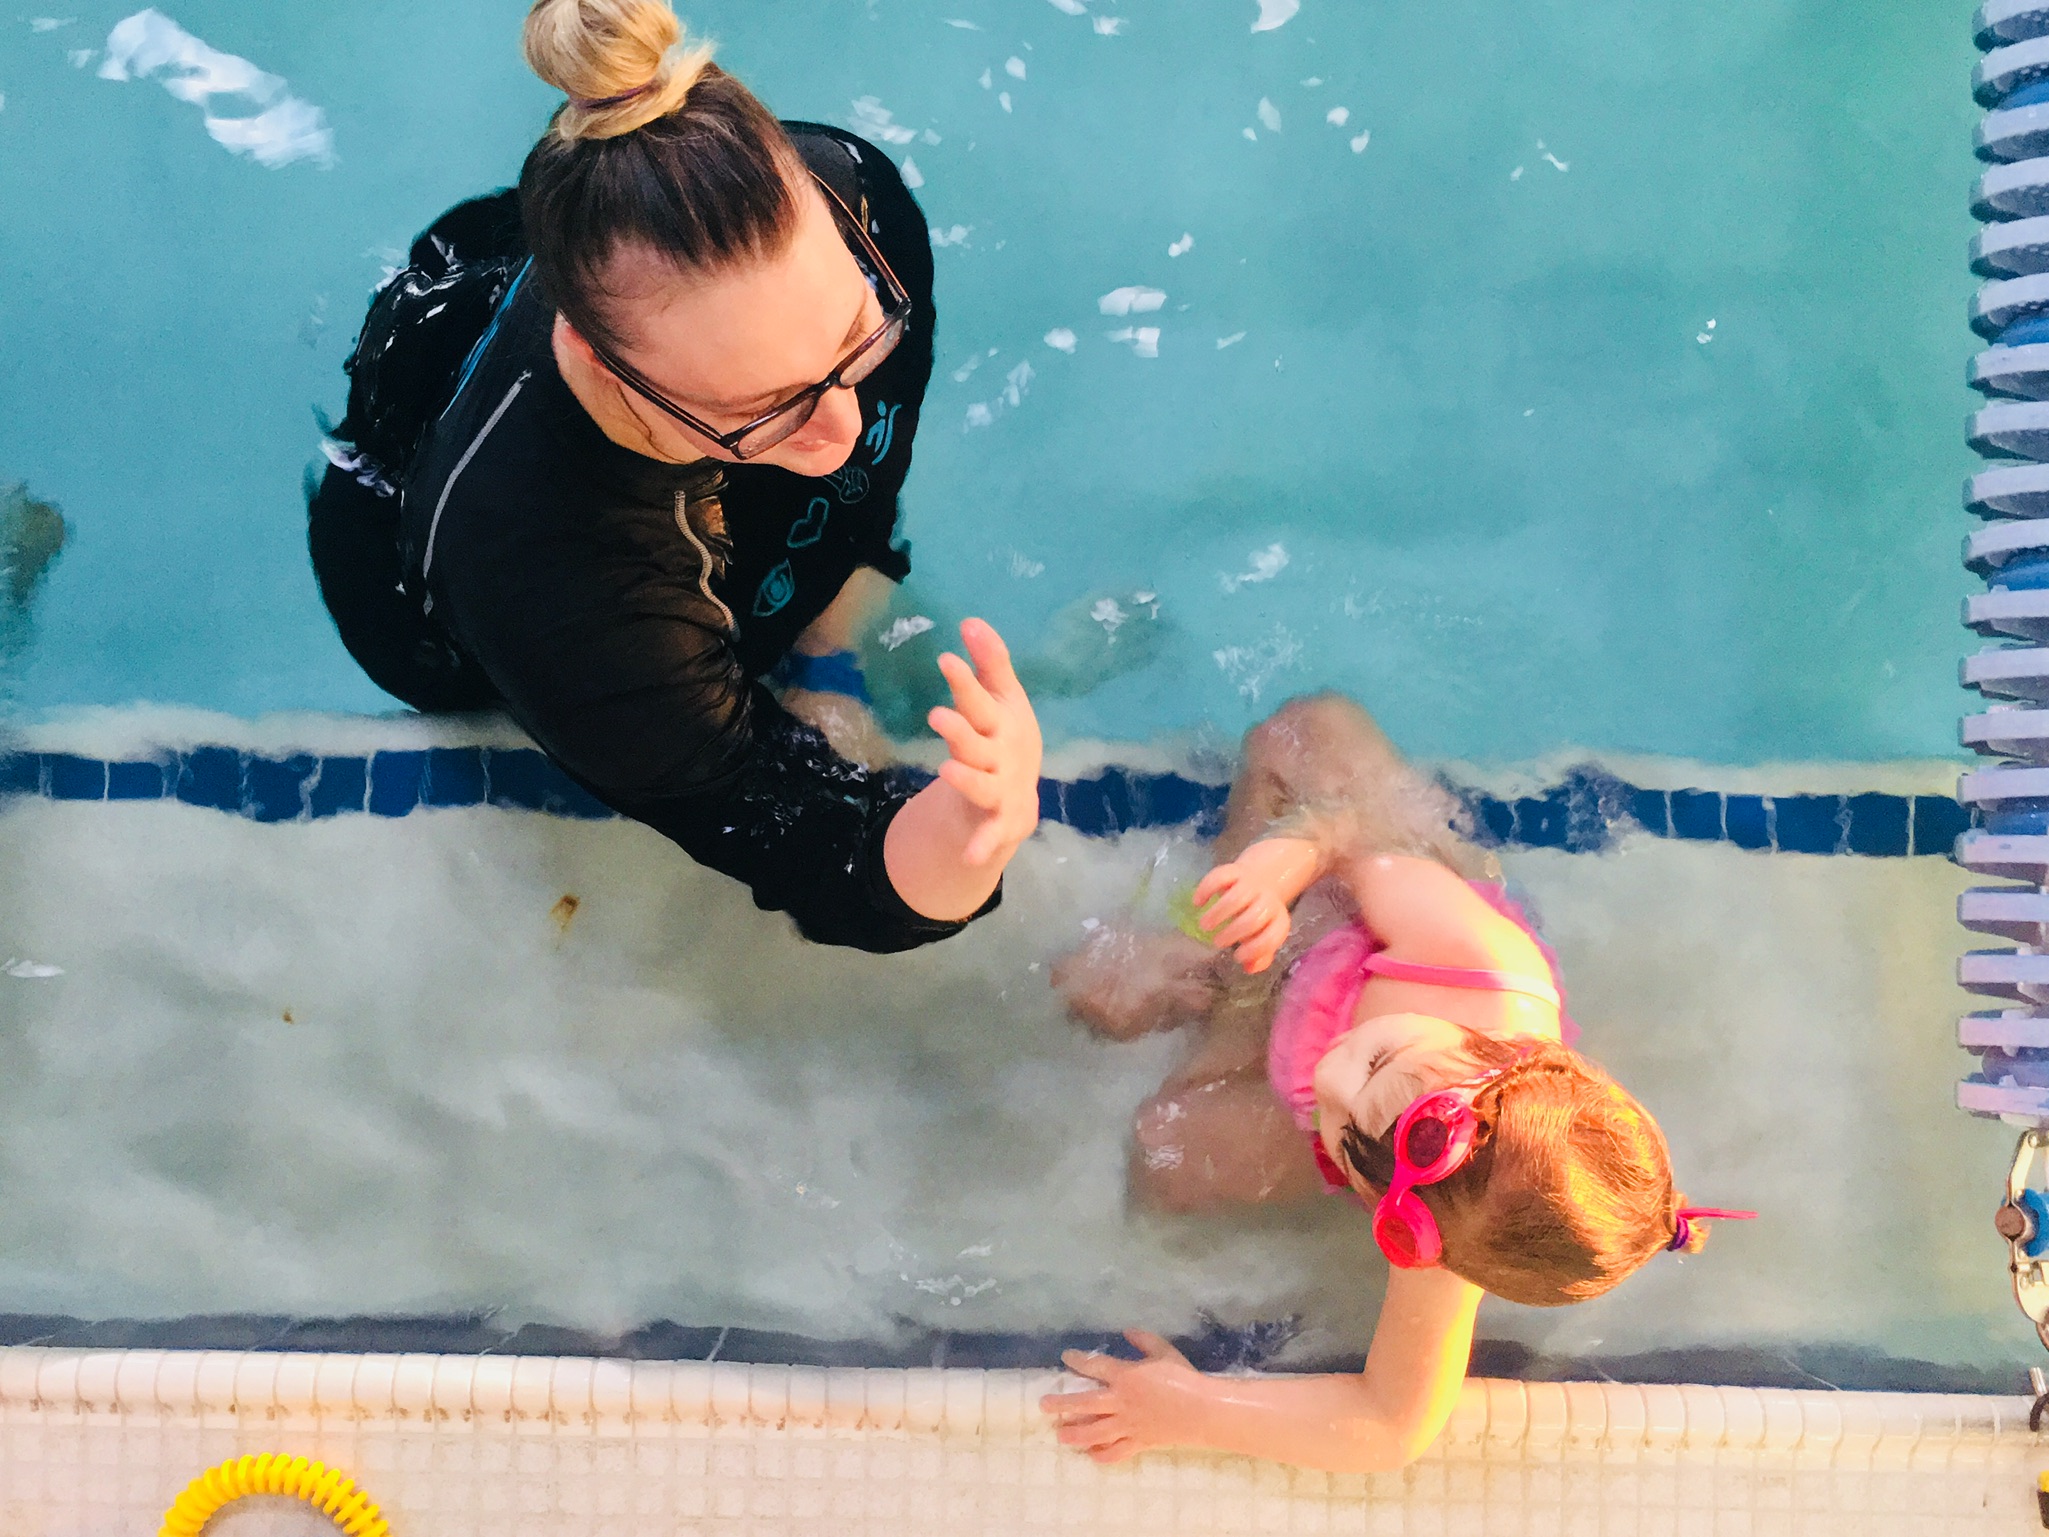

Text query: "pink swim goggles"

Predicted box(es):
[1371, 1071, 1502, 1269]
[1369, 1068, 1758, 1269]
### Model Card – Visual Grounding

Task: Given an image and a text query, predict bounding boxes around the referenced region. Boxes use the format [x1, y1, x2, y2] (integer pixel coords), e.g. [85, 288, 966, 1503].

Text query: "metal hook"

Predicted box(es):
[1998, 1131, 2049, 1359]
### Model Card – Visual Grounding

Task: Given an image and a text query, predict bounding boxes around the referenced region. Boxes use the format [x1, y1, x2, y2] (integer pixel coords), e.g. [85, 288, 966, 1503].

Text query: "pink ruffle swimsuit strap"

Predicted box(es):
[1266, 882, 1578, 1192]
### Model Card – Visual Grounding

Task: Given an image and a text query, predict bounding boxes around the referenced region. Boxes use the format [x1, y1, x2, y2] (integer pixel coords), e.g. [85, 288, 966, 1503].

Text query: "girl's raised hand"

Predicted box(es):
[1040, 1331, 1209, 1463]
[1191, 835, 1320, 973]
[927, 619, 1043, 867]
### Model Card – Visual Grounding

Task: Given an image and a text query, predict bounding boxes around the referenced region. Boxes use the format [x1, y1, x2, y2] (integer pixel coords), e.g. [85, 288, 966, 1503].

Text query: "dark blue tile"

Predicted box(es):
[423, 747, 490, 808]
[1124, 772, 1211, 831]
[1911, 796, 1972, 857]
[243, 755, 317, 822]
[0, 753, 40, 795]
[1627, 787, 1671, 838]
[484, 749, 552, 811]
[105, 760, 167, 800]
[1844, 793, 1910, 857]
[1514, 789, 1570, 849]
[1725, 795, 1770, 851]
[366, 751, 427, 817]
[1470, 793, 1514, 848]
[306, 757, 368, 819]
[1037, 778, 1064, 825]
[44, 754, 106, 801]
[1057, 775, 1119, 837]
[1556, 765, 1631, 853]
[535, 761, 615, 819]
[1670, 789, 1724, 842]
[1771, 795, 1844, 855]
[174, 747, 244, 813]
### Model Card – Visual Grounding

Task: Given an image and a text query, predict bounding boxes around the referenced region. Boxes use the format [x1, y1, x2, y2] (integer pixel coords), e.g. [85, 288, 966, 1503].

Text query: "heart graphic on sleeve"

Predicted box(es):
[787, 496, 831, 549]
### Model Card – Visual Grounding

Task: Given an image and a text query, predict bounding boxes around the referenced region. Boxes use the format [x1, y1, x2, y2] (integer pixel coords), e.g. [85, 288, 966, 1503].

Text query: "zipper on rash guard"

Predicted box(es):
[418, 369, 531, 617]
[674, 488, 736, 634]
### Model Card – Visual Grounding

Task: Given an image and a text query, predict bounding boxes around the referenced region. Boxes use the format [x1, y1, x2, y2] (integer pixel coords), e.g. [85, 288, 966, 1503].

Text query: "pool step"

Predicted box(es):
[1970, 340, 2049, 393]
[1961, 705, 2049, 754]
[1968, 398, 2049, 456]
[1957, 831, 2049, 881]
[1960, 1075, 2049, 1118]
[1972, 273, 2049, 337]
[1965, 647, 2049, 701]
[1974, 155, 2049, 219]
[1963, 1008, 2049, 1048]
[1978, 36, 2049, 106]
[1979, 99, 2049, 162]
[1961, 764, 2049, 810]
[1980, 0, 2049, 50]
[1962, 887, 2049, 943]
[1961, 948, 2049, 1001]
[1966, 589, 2049, 641]
[1969, 461, 2049, 516]
[1966, 517, 2049, 574]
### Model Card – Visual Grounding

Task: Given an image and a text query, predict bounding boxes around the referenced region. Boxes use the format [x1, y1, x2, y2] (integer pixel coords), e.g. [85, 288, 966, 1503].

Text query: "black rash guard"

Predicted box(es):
[315, 123, 985, 953]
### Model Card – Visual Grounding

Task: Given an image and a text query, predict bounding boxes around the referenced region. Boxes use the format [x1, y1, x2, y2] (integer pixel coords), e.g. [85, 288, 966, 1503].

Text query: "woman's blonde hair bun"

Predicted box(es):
[523, 0, 717, 143]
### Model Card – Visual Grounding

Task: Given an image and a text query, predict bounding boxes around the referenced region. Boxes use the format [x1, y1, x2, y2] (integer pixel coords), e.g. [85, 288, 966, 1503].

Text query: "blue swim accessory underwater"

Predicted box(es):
[772, 649, 872, 704]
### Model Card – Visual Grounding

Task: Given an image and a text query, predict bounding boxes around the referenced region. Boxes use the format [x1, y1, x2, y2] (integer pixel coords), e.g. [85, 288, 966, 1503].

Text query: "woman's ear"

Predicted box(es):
[552, 311, 604, 370]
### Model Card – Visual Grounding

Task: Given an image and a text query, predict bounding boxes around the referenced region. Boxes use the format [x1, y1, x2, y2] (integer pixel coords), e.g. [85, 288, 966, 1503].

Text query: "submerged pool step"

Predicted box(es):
[1962, 1007, 2049, 1047]
[1966, 647, 2049, 701]
[1962, 887, 2049, 943]
[1965, 589, 2049, 641]
[1966, 517, 2049, 574]
[1960, 949, 2049, 1001]
[1968, 461, 2049, 516]
[1968, 399, 2049, 457]
[1980, 0, 2049, 49]
[1979, 100, 2049, 162]
[1961, 704, 2049, 754]
[1960, 1075, 2049, 1119]
[1971, 274, 2049, 338]
[1957, 831, 2049, 881]
[1970, 341, 2049, 394]
[1961, 763, 2049, 811]
[1974, 156, 2049, 219]
[1978, 36, 2049, 106]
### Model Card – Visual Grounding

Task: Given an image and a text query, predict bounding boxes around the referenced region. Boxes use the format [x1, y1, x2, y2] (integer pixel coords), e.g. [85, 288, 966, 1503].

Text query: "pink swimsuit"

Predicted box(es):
[1266, 883, 1578, 1192]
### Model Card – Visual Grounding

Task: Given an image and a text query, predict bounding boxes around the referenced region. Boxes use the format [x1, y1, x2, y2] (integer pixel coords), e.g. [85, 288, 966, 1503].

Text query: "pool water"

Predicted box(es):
[0, 0, 1978, 760]
[0, 0, 2027, 1401]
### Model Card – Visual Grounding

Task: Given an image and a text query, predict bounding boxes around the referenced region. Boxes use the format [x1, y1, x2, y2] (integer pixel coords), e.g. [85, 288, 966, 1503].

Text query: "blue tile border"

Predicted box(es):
[0, 1310, 2017, 1393]
[0, 746, 1967, 856]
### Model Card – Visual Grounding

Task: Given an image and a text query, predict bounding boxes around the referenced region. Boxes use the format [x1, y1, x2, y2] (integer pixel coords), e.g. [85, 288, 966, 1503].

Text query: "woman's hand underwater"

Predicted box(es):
[1192, 835, 1320, 973]
[928, 618, 1043, 866]
[1041, 1330, 1211, 1463]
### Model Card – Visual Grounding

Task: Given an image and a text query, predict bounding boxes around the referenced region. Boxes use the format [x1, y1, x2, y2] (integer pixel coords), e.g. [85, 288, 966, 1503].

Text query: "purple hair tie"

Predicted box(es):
[572, 80, 658, 112]
[1669, 1206, 1756, 1252]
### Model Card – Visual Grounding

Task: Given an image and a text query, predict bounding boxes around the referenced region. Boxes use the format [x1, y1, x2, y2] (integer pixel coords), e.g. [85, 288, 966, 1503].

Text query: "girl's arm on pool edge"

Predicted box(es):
[1040, 1266, 1481, 1473]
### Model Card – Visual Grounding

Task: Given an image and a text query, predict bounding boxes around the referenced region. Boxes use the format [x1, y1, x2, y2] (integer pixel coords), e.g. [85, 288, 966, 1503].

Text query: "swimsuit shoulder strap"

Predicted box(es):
[1358, 952, 1562, 1008]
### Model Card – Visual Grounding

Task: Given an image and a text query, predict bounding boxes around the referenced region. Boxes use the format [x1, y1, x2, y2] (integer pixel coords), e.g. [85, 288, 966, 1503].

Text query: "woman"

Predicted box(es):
[309, 0, 1039, 953]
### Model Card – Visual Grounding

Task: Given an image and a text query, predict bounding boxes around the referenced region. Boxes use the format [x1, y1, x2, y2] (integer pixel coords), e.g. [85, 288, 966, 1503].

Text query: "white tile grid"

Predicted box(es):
[0, 1350, 2041, 1537]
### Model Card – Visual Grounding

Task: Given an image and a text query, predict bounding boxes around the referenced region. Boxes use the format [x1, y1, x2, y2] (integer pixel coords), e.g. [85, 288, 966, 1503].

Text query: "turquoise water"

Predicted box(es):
[0, 0, 1978, 761]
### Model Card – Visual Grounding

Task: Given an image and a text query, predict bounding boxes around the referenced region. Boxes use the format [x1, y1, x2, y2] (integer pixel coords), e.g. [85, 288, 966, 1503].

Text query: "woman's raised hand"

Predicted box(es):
[928, 619, 1043, 866]
[1191, 835, 1321, 974]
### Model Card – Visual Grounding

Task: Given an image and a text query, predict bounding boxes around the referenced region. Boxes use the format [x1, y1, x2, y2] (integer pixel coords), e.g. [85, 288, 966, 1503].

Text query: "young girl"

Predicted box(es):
[1040, 693, 1746, 1471]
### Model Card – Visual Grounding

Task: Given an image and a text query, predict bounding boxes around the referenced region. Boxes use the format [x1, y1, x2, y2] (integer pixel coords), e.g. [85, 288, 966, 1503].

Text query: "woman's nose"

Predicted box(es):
[797, 384, 864, 453]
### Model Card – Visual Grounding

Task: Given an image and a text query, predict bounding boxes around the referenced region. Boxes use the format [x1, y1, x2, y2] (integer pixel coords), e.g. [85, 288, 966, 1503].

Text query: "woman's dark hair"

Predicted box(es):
[1339, 1034, 1705, 1306]
[517, 0, 804, 354]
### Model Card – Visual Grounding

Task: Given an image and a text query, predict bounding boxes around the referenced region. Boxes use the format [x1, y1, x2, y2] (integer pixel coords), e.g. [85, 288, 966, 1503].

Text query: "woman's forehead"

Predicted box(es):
[604, 188, 864, 410]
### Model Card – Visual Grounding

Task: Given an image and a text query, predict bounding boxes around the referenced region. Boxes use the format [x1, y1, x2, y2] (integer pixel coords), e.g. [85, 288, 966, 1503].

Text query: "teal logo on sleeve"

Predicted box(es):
[864, 401, 901, 464]
[752, 560, 795, 617]
[787, 497, 830, 548]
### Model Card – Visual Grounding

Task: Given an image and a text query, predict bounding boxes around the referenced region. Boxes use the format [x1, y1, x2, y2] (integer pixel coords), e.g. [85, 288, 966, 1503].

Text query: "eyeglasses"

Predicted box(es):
[1369, 1068, 1514, 1269]
[585, 172, 913, 461]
